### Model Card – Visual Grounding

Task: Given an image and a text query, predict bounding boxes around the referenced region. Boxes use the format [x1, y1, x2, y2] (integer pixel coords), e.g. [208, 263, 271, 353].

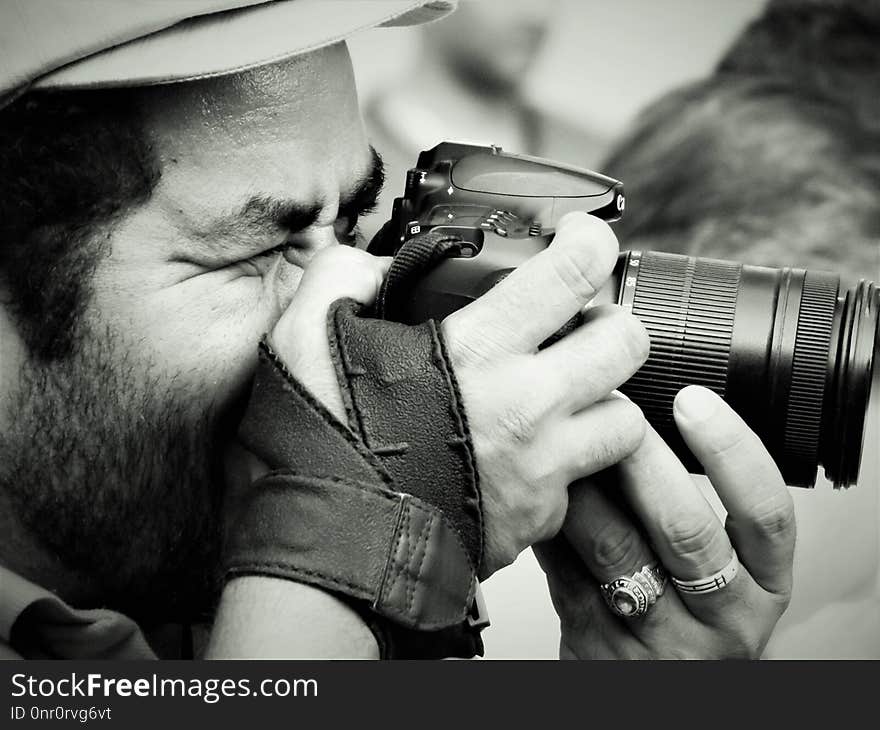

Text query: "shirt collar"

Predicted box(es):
[0, 562, 55, 642]
[0, 563, 161, 659]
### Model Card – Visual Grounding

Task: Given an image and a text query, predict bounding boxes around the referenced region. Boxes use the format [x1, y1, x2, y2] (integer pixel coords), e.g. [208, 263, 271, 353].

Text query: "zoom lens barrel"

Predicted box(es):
[612, 250, 879, 488]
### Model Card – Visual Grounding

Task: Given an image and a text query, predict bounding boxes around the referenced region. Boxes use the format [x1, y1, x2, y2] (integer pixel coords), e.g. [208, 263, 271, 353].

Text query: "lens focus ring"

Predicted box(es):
[620, 252, 740, 437]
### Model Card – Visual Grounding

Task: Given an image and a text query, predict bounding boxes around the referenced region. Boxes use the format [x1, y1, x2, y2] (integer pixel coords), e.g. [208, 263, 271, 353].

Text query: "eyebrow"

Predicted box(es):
[199, 146, 386, 248]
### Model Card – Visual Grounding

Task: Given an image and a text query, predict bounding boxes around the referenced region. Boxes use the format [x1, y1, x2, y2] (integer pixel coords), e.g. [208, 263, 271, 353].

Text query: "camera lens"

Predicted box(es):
[613, 250, 879, 488]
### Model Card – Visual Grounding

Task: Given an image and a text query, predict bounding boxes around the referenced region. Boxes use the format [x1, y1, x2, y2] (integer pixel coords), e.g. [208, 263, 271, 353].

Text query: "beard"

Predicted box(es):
[0, 321, 235, 627]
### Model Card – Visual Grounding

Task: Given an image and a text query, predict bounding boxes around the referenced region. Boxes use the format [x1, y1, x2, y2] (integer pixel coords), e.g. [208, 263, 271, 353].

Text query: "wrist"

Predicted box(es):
[207, 576, 379, 659]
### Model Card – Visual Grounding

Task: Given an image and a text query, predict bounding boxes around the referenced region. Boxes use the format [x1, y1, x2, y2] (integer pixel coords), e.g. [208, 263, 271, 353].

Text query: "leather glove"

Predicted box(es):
[223, 233, 488, 658]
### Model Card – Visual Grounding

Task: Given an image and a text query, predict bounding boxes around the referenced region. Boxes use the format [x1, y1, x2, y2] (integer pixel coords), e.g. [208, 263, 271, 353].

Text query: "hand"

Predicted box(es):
[221, 244, 390, 501]
[535, 385, 796, 659]
[440, 212, 650, 574]
[212, 245, 389, 659]
[254, 212, 650, 577]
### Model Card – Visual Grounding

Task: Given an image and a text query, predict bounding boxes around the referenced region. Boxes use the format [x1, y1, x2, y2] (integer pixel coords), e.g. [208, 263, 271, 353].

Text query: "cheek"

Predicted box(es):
[88, 262, 301, 408]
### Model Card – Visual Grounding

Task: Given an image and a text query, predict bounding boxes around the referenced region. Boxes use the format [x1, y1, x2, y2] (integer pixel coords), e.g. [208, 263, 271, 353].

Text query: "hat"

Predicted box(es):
[0, 0, 456, 106]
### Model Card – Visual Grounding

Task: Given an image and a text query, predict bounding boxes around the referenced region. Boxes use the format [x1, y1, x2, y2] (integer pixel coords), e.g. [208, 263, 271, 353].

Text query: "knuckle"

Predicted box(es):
[440, 323, 491, 368]
[616, 399, 648, 448]
[522, 450, 563, 490]
[442, 317, 522, 367]
[533, 490, 570, 544]
[495, 479, 568, 553]
[584, 307, 650, 370]
[484, 533, 521, 574]
[769, 586, 793, 614]
[750, 493, 796, 542]
[600, 308, 650, 366]
[442, 332, 477, 367]
[494, 402, 540, 446]
[570, 401, 646, 477]
[574, 437, 617, 476]
[550, 245, 604, 305]
[619, 312, 651, 365]
[720, 598, 789, 658]
[547, 498, 569, 539]
[572, 435, 615, 477]
[662, 513, 720, 561]
[590, 522, 641, 574]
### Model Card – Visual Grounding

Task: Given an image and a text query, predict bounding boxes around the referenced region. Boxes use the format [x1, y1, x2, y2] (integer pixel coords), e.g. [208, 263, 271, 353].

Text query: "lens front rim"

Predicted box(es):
[825, 280, 879, 488]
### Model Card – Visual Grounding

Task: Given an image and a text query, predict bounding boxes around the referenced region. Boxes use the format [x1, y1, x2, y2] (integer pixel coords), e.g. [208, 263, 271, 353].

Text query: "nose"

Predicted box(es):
[274, 225, 340, 317]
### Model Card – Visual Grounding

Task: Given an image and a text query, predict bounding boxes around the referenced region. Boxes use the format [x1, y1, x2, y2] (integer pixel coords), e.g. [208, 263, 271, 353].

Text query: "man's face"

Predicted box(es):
[0, 42, 377, 622]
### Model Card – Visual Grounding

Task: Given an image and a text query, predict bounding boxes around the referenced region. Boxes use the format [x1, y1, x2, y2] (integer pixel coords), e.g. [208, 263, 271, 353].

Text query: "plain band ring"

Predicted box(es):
[600, 563, 668, 618]
[671, 552, 739, 595]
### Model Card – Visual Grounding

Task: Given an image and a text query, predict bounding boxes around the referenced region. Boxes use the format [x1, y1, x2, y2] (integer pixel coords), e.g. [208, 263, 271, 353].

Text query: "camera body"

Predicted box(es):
[368, 141, 626, 322]
[368, 142, 878, 489]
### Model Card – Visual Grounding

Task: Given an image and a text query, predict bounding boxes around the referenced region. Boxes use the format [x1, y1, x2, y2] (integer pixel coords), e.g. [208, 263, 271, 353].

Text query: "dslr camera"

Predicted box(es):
[368, 142, 879, 489]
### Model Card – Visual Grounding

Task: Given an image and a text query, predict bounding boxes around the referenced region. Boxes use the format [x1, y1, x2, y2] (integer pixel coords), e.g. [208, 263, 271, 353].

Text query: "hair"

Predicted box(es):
[601, 0, 880, 284]
[0, 88, 161, 360]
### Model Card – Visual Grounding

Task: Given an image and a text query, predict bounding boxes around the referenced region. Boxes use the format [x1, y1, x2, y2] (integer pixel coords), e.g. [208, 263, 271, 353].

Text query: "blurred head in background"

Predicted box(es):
[361, 0, 603, 239]
[602, 0, 880, 284]
[423, 0, 552, 96]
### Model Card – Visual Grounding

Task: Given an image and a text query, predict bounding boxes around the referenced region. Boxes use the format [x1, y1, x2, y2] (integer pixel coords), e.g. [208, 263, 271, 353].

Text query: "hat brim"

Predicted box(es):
[33, 0, 454, 91]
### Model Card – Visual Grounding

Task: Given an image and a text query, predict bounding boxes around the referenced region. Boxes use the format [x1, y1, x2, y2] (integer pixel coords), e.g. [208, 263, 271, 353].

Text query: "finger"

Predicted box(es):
[562, 476, 681, 628]
[533, 538, 636, 658]
[537, 304, 650, 413]
[564, 479, 655, 583]
[442, 211, 618, 358]
[549, 396, 647, 483]
[271, 246, 390, 420]
[616, 426, 744, 618]
[467, 396, 645, 565]
[674, 386, 796, 596]
[534, 535, 593, 589]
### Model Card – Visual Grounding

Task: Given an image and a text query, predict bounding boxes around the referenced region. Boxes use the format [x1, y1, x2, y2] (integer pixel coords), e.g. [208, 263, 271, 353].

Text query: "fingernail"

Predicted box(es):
[674, 385, 720, 422]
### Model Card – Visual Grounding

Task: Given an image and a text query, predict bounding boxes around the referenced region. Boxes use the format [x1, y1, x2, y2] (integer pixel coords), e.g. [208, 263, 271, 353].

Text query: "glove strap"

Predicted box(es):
[226, 473, 477, 631]
[231, 340, 486, 658]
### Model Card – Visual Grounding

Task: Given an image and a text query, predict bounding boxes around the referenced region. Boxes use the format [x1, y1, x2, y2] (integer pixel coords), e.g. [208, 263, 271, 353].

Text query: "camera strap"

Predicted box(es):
[227, 287, 488, 658]
[374, 230, 465, 321]
[374, 229, 582, 345]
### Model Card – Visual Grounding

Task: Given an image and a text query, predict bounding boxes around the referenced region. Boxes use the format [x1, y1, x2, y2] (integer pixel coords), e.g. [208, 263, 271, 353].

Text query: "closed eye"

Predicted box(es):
[174, 147, 385, 273]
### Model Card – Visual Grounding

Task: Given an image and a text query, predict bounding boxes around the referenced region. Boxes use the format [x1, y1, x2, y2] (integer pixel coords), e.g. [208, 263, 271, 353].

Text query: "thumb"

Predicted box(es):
[270, 246, 391, 421]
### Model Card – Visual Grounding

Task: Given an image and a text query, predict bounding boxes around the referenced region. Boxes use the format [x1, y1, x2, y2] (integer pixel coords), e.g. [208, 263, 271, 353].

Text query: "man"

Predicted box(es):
[601, 0, 880, 656]
[0, 0, 794, 659]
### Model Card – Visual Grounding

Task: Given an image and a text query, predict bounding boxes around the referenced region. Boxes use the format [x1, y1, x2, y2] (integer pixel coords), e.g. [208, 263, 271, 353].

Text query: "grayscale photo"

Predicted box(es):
[0, 0, 878, 670]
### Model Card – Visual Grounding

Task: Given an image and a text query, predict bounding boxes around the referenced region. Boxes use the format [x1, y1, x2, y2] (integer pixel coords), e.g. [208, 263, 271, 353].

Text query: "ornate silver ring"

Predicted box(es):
[600, 563, 668, 618]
